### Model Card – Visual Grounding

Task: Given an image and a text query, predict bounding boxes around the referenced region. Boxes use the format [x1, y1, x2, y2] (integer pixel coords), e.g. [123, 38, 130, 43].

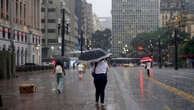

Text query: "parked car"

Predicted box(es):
[164, 62, 173, 67]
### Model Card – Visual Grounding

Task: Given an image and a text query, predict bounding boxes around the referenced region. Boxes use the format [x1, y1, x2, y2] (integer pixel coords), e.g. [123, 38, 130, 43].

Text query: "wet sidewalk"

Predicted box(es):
[0, 69, 121, 110]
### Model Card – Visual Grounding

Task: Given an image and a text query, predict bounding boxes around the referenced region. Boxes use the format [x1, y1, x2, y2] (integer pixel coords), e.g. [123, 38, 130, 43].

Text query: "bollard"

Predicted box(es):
[0, 95, 3, 107]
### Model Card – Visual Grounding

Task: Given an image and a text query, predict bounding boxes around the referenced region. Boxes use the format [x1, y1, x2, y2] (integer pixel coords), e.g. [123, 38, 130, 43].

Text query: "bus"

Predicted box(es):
[111, 57, 140, 66]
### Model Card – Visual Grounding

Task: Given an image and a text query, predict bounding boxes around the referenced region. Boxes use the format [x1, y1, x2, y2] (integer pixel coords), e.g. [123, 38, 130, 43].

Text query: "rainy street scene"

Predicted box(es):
[0, 0, 194, 110]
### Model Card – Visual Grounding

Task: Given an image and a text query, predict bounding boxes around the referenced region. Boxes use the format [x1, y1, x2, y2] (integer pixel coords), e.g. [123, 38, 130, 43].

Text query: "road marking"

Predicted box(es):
[165, 106, 172, 110]
[152, 95, 157, 100]
[131, 69, 194, 104]
[150, 77, 194, 103]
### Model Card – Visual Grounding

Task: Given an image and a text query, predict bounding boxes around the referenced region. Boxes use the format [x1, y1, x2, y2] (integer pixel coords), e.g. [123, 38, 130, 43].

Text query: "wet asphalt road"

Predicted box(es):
[111, 66, 194, 110]
[0, 67, 194, 110]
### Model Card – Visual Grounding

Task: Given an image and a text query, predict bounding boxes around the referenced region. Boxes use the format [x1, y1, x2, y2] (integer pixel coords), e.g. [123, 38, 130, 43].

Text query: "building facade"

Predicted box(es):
[41, 0, 78, 60]
[160, 0, 194, 38]
[93, 14, 104, 32]
[0, 0, 42, 65]
[112, 0, 160, 57]
[75, 0, 93, 51]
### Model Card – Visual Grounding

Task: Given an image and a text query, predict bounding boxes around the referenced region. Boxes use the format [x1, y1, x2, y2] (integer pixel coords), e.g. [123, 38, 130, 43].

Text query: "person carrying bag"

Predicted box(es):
[91, 59, 109, 107]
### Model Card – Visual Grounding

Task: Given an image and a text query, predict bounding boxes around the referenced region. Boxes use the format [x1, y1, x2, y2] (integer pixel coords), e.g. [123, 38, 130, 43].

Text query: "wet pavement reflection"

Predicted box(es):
[0, 67, 194, 110]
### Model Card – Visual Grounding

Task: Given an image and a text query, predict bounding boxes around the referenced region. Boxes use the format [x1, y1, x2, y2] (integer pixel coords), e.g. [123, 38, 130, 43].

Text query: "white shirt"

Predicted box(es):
[78, 64, 84, 71]
[146, 62, 151, 69]
[56, 65, 63, 73]
[94, 60, 109, 74]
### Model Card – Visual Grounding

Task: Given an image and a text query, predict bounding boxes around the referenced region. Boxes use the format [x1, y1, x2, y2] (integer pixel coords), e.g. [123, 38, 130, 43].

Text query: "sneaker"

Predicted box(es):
[56, 89, 61, 94]
[101, 103, 106, 107]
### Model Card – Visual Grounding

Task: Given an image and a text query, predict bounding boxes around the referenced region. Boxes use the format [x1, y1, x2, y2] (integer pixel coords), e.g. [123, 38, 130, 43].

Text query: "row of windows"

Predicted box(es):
[0, 0, 27, 25]
[41, 29, 56, 33]
[41, 8, 56, 12]
[0, 27, 41, 45]
[41, 19, 56, 23]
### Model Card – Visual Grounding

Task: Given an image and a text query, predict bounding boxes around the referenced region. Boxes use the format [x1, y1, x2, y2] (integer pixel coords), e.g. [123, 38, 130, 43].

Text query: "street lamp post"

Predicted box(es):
[174, 28, 178, 70]
[61, 7, 65, 56]
[158, 36, 162, 69]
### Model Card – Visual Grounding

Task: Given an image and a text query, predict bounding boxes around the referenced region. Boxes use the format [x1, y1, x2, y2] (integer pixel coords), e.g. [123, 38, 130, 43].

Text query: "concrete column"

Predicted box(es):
[14, 0, 16, 23]
[3, 0, 6, 18]
[32, 0, 34, 28]
[17, 0, 20, 23]
[4, 28, 8, 39]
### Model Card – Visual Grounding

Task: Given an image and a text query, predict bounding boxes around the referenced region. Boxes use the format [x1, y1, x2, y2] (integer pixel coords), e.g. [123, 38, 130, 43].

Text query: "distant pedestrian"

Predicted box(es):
[146, 61, 151, 77]
[78, 63, 84, 80]
[53, 61, 65, 94]
[91, 59, 109, 107]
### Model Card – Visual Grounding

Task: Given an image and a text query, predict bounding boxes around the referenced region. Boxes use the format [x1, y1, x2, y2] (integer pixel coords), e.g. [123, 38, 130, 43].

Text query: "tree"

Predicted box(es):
[130, 27, 190, 58]
[92, 29, 112, 51]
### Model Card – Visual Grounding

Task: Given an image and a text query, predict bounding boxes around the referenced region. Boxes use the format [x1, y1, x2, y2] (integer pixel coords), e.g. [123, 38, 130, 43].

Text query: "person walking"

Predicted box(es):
[53, 61, 65, 94]
[146, 61, 151, 77]
[78, 63, 84, 80]
[91, 59, 109, 107]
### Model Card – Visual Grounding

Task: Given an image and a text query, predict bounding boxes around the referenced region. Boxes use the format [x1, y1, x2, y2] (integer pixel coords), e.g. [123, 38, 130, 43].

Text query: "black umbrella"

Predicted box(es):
[54, 56, 70, 66]
[79, 48, 112, 62]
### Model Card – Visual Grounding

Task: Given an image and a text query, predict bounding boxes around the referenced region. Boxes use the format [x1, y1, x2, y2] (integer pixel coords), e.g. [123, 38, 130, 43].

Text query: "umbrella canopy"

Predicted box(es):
[141, 57, 152, 62]
[53, 56, 70, 66]
[79, 48, 112, 62]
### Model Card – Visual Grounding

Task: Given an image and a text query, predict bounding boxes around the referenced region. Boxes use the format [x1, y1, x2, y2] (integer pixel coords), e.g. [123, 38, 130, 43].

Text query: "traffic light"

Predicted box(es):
[65, 24, 69, 34]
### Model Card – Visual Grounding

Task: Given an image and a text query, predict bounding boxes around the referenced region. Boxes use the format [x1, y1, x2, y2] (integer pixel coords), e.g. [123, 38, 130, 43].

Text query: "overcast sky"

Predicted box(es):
[86, 0, 111, 17]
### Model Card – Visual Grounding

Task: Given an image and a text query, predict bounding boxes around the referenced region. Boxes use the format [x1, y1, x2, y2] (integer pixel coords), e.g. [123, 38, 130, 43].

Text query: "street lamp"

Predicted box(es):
[158, 36, 162, 69]
[60, 1, 70, 56]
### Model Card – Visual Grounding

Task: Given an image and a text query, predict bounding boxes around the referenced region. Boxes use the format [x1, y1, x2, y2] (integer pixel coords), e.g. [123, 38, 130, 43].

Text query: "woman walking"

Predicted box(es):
[92, 59, 109, 107]
[53, 61, 65, 94]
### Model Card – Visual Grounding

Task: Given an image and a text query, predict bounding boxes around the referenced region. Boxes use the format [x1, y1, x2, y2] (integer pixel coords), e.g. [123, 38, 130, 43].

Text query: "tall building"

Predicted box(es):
[160, 0, 194, 38]
[93, 14, 104, 32]
[99, 17, 112, 30]
[75, 0, 93, 50]
[41, 0, 78, 60]
[0, 0, 42, 65]
[112, 0, 160, 57]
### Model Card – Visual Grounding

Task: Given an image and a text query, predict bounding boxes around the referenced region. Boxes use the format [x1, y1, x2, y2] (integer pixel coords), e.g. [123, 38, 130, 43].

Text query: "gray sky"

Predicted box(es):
[86, 0, 111, 17]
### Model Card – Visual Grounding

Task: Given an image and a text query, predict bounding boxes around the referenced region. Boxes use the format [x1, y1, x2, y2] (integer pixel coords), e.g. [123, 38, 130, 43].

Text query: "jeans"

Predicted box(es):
[147, 69, 150, 77]
[94, 74, 107, 104]
[56, 73, 65, 92]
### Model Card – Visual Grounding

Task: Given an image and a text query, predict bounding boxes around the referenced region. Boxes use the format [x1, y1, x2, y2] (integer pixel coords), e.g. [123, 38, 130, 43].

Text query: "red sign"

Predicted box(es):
[137, 46, 144, 51]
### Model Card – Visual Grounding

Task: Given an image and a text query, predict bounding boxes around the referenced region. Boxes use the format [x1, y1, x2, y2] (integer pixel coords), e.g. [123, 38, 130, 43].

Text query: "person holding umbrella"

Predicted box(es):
[91, 58, 109, 107]
[53, 59, 65, 94]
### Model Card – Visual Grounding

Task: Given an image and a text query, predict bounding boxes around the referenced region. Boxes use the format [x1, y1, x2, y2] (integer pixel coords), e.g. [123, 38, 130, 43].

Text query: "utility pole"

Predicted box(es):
[174, 28, 178, 70]
[158, 36, 162, 69]
[61, 8, 65, 56]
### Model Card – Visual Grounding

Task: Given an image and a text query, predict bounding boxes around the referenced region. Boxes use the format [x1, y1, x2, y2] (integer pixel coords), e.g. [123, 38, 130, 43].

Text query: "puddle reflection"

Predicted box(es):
[139, 70, 144, 100]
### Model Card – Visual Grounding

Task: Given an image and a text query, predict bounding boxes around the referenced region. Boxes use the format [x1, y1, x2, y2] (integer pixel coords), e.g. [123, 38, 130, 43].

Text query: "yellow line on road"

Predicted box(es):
[150, 78, 194, 103]
[152, 95, 157, 100]
[165, 106, 172, 110]
[130, 70, 194, 103]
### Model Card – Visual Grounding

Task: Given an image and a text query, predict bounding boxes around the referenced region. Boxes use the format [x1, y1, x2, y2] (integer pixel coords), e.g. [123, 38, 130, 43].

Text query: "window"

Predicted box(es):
[42, 39, 45, 43]
[41, 19, 45, 23]
[2, 27, 5, 38]
[8, 29, 10, 39]
[41, 8, 45, 12]
[48, 19, 56, 23]
[17, 32, 19, 41]
[48, 39, 57, 43]
[48, 29, 56, 33]
[41, 29, 45, 33]
[48, 8, 56, 12]
[1, 0, 3, 18]
[49, 1, 53, 4]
